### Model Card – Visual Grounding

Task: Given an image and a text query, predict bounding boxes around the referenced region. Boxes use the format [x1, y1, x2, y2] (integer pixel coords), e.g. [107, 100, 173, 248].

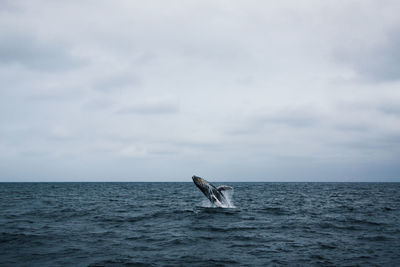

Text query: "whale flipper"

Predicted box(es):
[217, 185, 233, 192]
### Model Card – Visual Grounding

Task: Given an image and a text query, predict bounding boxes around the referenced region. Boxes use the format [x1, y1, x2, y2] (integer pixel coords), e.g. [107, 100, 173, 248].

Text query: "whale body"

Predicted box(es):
[192, 175, 232, 207]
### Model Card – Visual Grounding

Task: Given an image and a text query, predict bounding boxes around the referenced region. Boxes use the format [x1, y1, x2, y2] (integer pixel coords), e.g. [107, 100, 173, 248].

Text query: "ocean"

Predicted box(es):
[0, 182, 399, 266]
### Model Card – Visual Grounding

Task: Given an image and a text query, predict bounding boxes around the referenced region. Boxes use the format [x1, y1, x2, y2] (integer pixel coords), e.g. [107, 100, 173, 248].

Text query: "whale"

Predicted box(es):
[192, 175, 233, 207]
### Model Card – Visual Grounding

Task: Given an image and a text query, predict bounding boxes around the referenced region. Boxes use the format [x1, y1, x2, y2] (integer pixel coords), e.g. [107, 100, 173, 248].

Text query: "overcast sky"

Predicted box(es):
[1, 0, 399, 181]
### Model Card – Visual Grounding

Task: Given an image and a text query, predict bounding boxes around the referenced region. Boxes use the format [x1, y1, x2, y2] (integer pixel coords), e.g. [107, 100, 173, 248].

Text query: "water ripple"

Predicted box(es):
[0, 182, 399, 266]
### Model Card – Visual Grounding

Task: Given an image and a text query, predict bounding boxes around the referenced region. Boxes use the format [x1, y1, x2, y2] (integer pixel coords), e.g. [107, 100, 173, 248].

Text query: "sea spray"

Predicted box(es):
[220, 186, 235, 208]
[198, 186, 235, 208]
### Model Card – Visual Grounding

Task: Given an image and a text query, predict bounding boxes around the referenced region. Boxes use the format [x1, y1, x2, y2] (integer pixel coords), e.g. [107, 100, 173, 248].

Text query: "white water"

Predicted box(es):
[221, 186, 235, 208]
[199, 186, 235, 208]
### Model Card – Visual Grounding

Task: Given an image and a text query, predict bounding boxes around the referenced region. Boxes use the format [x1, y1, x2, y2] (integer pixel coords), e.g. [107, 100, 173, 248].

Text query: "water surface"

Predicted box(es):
[1, 182, 399, 266]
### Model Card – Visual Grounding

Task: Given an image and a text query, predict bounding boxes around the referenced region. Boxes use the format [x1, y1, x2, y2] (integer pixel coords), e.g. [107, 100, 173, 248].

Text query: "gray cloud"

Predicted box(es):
[258, 109, 319, 128]
[327, 133, 400, 155]
[378, 102, 400, 116]
[0, 33, 84, 71]
[0, 0, 20, 12]
[117, 102, 179, 115]
[94, 73, 140, 93]
[0, 1, 399, 181]
[82, 98, 114, 111]
[335, 30, 400, 82]
[228, 107, 320, 136]
[334, 123, 371, 133]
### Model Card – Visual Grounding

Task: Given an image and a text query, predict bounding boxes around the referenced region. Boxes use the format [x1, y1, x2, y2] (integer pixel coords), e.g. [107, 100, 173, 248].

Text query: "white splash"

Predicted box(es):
[220, 186, 235, 208]
[200, 198, 214, 208]
[198, 186, 235, 208]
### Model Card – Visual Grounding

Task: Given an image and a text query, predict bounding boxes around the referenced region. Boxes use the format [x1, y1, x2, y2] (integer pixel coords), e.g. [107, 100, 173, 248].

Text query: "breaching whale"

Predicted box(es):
[192, 175, 233, 207]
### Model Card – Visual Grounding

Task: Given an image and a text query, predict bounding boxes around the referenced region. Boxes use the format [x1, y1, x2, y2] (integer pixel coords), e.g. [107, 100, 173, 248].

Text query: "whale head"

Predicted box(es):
[192, 175, 228, 207]
[192, 175, 210, 194]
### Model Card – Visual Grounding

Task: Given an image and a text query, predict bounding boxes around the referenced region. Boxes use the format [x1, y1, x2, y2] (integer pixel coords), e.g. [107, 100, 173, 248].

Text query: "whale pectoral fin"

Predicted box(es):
[217, 186, 232, 192]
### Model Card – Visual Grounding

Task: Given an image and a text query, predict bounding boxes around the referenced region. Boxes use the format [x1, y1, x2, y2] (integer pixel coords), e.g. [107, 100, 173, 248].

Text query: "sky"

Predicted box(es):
[0, 0, 400, 182]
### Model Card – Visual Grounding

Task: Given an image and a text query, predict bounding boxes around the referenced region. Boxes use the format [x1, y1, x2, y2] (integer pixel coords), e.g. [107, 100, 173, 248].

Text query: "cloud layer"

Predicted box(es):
[1, 0, 400, 181]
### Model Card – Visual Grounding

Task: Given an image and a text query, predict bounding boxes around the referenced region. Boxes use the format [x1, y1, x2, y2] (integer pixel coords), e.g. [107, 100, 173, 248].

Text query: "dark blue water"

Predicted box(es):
[0, 182, 399, 266]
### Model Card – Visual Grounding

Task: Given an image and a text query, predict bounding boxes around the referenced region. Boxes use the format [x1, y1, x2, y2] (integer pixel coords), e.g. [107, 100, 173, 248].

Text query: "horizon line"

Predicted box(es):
[0, 180, 399, 183]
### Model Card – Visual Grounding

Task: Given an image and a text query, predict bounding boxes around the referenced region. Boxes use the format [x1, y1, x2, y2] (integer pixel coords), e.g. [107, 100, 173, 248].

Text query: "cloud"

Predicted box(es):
[0, 0, 20, 12]
[227, 106, 320, 136]
[0, 1, 400, 181]
[257, 108, 320, 128]
[334, 123, 371, 133]
[94, 73, 140, 93]
[0, 32, 84, 71]
[378, 102, 400, 116]
[82, 98, 114, 111]
[334, 30, 400, 82]
[117, 101, 179, 115]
